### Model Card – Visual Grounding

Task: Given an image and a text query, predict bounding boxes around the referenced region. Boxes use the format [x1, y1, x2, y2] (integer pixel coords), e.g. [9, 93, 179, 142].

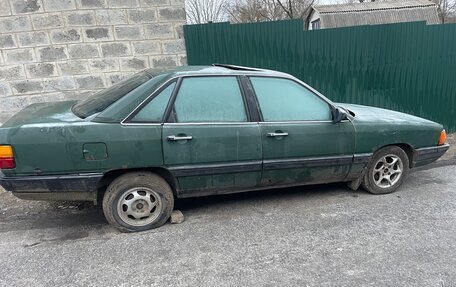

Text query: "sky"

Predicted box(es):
[185, 0, 350, 24]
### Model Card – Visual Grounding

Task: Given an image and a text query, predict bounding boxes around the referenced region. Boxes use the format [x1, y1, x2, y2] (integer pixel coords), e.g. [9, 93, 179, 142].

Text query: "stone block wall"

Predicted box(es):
[0, 0, 187, 124]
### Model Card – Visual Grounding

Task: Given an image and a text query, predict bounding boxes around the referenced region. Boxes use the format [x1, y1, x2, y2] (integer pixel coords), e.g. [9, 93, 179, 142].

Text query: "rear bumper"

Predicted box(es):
[0, 172, 103, 202]
[413, 144, 450, 167]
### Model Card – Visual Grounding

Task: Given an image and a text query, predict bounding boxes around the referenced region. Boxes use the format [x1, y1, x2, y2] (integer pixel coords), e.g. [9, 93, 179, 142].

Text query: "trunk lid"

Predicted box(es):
[1, 101, 81, 128]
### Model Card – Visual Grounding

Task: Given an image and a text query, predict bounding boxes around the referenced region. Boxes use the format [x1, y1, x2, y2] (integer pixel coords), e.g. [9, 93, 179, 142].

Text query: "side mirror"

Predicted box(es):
[332, 107, 348, 123]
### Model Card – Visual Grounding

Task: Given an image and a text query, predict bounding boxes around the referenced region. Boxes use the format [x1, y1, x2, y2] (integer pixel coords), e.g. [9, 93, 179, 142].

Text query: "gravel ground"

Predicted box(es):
[0, 159, 455, 286]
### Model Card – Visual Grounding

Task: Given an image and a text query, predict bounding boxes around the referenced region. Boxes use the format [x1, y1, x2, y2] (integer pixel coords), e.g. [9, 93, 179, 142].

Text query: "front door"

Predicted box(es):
[248, 76, 356, 186]
[162, 76, 262, 196]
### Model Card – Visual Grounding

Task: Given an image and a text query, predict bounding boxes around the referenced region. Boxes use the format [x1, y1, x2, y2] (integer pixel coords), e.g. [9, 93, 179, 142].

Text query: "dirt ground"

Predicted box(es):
[0, 164, 455, 286]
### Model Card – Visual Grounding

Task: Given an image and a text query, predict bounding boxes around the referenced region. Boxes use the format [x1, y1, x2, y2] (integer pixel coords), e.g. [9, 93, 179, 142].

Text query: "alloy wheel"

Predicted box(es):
[372, 154, 403, 189]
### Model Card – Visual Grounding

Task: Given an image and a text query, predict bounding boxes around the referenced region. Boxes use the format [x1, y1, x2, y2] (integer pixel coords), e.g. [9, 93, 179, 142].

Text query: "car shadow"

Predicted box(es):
[1, 182, 357, 233]
[175, 182, 357, 212]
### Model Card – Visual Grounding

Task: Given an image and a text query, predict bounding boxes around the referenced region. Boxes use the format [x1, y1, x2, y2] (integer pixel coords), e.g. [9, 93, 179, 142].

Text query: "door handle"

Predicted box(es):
[167, 135, 193, 141]
[267, 132, 289, 137]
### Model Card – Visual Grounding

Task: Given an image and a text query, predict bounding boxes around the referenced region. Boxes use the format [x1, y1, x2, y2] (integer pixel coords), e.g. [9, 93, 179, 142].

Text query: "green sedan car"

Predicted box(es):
[0, 65, 449, 232]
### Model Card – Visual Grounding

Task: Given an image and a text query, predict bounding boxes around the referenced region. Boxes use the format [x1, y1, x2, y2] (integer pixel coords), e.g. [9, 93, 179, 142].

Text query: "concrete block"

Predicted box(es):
[12, 0, 43, 14]
[162, 39, 185, 54]
[84, 27, 112, 41]
[89, 58, 119, 72]
[0, 66, 26, 80]
[65, 11, 96, 26]
[43, 0, 76, 11]
[79, 0, 106, 8]
[101, 42, 131, 57]
[128, 9, 156, 23]
[140, 0, 169, 6]
[5, 49, 35, 64]
[144, 23, 174, 39]
[51, 29, 82, 44]
[37, 46, 68, 62]
[17, 31, 50, 47]
[106, 72, 132, 85]
[0, 16, 32, 32]
[0, 81, 12, 97]
[0, 0, 12, 16]
[28, 92, 66, 104]
[179, 54, 187, 65]
[95, 10, 128, 25]
[120, 57, 148, 71]
[32, 13, 63, 29]
[26, 63, 58, 78]
[0, 96, 29, 110]
[175, 24, 184, 39]
[150, 55, 177, 68]
[58, 90, 87, 101]
[158, 7, 185, 21]
[0, 35, 16, 48]
[114, 26, 142, 40]
[132, 40, 161, 55]
[43, 76, 76, 91]
[11, 80, 44, 95]
[58, 60, 89, 75]
[108, 0, 138, 8]
[76, 75, 105, 89]
[68, 43, 99, 59]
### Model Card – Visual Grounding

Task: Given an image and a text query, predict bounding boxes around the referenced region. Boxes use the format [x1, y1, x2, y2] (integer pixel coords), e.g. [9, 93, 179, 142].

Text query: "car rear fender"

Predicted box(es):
[97, 167, 178, 202]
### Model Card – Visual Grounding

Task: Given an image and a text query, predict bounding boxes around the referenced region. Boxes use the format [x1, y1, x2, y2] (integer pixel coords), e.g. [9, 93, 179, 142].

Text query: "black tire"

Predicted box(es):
[102, 172, 174, 232]
[362, 146, 410, 195]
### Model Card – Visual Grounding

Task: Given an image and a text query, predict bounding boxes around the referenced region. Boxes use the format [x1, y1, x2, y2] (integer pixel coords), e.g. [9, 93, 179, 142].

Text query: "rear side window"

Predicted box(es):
[251, 77, 332, 122]
[72, 72, 154, 118]
[172, 77, 247, 123]
[131, 82, 176, 122]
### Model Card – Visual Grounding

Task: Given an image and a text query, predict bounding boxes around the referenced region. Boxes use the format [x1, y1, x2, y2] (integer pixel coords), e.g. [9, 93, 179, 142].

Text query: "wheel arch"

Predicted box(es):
[374, 143, 416, 168]
[395, 143, 416, 168]
[96, 167, 178, 203]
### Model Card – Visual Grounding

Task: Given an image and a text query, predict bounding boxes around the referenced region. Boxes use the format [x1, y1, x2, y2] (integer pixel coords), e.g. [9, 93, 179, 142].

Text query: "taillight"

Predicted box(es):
[438, 130, 446, 146]
[0, 145, 15, 169]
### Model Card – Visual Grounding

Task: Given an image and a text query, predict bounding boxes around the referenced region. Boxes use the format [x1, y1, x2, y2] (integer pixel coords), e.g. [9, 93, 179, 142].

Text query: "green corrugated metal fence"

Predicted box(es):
[184, 20, 456, 132]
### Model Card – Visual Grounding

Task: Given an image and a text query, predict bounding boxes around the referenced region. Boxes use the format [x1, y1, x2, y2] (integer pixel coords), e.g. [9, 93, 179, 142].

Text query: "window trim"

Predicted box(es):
[125, 80, 178, 124]
[247, 75, 335, 123]
[122, 77, 180, 125]
[121, 72, 345, 126]
[164, 75, 252, 124]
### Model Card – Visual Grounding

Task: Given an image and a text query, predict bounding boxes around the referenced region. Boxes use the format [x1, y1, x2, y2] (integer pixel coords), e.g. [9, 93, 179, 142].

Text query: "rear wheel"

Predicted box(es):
[102, 172, 174, 232]
[362, 146, 409, 195]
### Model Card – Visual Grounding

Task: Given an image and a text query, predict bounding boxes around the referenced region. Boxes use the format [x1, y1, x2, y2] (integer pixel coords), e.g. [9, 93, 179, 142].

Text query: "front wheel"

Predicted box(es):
[102, 172, 174, 232]
[362, 146, 410, 195]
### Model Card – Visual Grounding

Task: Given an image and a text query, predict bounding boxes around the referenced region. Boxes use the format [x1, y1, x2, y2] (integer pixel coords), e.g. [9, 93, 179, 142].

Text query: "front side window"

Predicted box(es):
[172, 77, 247, 123]
[131, 82, 176, 122]
[250, 77, 332, 122]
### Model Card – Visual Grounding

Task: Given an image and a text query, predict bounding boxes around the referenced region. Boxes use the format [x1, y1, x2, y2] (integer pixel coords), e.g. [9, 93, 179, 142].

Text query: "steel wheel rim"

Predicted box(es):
[372, 154, 403, 189]
[117, 187, 162, 227]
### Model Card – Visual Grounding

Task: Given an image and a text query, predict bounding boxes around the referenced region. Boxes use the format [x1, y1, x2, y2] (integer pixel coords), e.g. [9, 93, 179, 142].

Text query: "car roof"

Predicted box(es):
[143, 64, 291, 78]
[93, 64, 300, 123]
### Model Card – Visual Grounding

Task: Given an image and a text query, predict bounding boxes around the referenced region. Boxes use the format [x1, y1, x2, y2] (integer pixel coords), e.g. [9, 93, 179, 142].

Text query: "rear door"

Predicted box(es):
[162, 76, 262, 196]
[248, 76, 356, 187]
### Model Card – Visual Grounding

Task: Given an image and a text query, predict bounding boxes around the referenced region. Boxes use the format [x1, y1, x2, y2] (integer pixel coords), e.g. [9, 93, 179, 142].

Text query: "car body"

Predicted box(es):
[0, 65, 449, 232]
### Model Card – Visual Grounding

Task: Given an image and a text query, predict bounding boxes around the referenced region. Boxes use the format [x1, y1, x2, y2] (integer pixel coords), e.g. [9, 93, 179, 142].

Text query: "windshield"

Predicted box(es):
[72, 72, 153, 118]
